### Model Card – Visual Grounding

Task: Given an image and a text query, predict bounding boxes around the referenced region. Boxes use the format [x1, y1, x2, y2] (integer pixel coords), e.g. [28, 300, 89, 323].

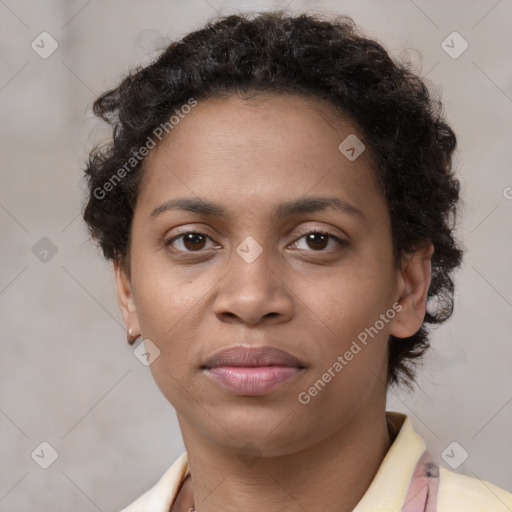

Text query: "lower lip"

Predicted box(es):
[204, 366, 302, 395]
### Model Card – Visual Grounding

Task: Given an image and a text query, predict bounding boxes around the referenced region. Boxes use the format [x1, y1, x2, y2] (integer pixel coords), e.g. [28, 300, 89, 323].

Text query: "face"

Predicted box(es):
[116, 93, 431, 456]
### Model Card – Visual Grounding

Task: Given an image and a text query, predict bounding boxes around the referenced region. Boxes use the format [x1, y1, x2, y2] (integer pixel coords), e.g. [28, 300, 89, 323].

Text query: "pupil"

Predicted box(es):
[184, 233, 205, 251]
[308, 233, 327, 250]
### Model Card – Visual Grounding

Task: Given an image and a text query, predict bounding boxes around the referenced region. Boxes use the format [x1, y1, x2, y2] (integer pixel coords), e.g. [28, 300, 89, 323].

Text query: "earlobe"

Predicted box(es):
[114, 262, 141, 343]
[390, 243, 434, 339]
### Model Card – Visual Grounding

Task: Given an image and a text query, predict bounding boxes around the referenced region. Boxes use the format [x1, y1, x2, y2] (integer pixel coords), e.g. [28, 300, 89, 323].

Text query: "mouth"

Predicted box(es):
[201, 345, 306, 396]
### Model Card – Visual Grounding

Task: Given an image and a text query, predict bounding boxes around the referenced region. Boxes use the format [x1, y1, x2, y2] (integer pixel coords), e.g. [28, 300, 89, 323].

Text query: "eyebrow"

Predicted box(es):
[150, 196, 367, 223]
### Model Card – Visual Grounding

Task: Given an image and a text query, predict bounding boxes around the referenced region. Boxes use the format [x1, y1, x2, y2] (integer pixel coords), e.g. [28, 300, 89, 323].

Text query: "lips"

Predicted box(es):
[202, 345, 305, 395]
[202, 345, 305, 369]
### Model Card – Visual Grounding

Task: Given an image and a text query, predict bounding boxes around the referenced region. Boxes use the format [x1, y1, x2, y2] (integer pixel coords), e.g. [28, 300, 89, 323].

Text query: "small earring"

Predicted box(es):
[127, 327, 138, 345]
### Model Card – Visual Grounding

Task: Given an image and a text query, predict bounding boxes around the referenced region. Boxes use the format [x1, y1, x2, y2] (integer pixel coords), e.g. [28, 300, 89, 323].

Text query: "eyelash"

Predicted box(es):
[165, 229, 348, 253]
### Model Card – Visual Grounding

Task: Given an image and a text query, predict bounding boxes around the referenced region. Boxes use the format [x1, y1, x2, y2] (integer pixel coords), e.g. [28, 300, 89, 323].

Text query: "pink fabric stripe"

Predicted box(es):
[401, 450, 440, 512]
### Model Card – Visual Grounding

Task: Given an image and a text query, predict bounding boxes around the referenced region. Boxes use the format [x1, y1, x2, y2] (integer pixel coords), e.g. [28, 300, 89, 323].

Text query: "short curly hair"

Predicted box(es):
[82, 10, 463, 390]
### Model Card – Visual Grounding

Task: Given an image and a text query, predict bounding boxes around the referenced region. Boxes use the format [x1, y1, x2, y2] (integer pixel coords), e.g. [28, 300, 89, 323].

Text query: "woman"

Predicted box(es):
[82, 10, 512, 512]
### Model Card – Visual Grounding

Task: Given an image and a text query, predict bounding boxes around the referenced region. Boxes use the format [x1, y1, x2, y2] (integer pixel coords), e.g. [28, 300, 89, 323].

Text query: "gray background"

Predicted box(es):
[1, 0, 511, 510]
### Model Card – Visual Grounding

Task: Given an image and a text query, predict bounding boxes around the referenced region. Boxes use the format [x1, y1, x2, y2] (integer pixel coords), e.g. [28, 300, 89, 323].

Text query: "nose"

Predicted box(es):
[213, 245, 294, 326]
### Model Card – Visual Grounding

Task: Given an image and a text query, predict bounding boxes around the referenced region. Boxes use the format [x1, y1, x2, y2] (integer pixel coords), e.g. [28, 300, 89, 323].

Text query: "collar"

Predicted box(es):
[352, 411, 426, 511]
[133, 411, 425, 512]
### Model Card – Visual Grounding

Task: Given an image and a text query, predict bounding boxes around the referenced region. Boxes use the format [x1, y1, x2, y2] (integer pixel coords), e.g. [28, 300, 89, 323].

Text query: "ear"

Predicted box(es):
[389, 243, 434, 339]
[114, 262, 141, 342]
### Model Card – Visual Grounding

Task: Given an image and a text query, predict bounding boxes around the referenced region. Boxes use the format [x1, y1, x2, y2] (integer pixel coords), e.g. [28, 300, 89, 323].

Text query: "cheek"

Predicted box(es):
[131, 247, 198, 335]
[130, 249, 220, 375]
[298, 275, 392, 410]
[307, 260, 394, 326]
[130, 270, 194, 394]
[297, 256, 395, 371]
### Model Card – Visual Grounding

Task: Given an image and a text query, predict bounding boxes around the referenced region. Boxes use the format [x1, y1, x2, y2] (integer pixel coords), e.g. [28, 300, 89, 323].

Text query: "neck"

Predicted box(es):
[177, 406, 392, 512]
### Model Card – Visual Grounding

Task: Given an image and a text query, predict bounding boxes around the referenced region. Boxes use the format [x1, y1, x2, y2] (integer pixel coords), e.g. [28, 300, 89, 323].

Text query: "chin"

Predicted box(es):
[212, 407, 316, 453]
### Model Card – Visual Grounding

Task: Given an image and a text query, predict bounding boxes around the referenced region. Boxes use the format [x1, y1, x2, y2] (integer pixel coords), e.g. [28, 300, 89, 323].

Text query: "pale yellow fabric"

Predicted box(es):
[351, 412, 425, 510]
[437, 467, 512, 512]
[120, 411, 512, 512]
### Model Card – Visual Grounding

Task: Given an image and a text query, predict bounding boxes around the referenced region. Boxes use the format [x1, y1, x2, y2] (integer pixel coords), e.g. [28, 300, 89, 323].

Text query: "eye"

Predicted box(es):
[165, 229, 347, 253]
[290, 230, 348, 251]
[166, 231, 219, 252]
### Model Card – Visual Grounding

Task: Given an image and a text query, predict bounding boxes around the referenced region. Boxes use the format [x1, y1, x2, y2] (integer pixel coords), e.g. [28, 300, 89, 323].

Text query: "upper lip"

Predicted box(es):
[202, 345, 305, 369]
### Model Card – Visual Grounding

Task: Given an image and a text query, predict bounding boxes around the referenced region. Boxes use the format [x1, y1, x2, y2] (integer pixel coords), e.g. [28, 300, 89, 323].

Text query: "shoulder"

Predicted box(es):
[118, 452, 189, 512]
[438, 466, 512, 512]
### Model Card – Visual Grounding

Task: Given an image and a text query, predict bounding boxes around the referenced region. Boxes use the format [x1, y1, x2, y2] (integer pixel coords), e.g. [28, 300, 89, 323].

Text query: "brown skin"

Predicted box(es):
[115, 93, 433, 512]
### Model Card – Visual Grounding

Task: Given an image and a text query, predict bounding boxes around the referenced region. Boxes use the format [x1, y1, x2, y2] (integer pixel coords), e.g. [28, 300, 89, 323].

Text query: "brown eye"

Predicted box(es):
[305, 232, 329, 250]
[182, 233, 206, 251]
[166, 231, 217, 252]
[291, 230, 348, 252]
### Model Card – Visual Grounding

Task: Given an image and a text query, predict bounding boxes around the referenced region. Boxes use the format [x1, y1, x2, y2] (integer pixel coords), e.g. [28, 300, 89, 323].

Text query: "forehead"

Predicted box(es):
[137, 93, 380, 215]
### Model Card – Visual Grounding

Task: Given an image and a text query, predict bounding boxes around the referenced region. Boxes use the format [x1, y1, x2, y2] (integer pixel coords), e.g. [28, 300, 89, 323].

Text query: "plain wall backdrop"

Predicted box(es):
[1, 0, 511, 510]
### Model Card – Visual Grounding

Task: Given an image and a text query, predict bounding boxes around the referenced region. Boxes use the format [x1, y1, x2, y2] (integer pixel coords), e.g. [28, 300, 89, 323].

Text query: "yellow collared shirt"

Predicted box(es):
[120, 411, 512, 512]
